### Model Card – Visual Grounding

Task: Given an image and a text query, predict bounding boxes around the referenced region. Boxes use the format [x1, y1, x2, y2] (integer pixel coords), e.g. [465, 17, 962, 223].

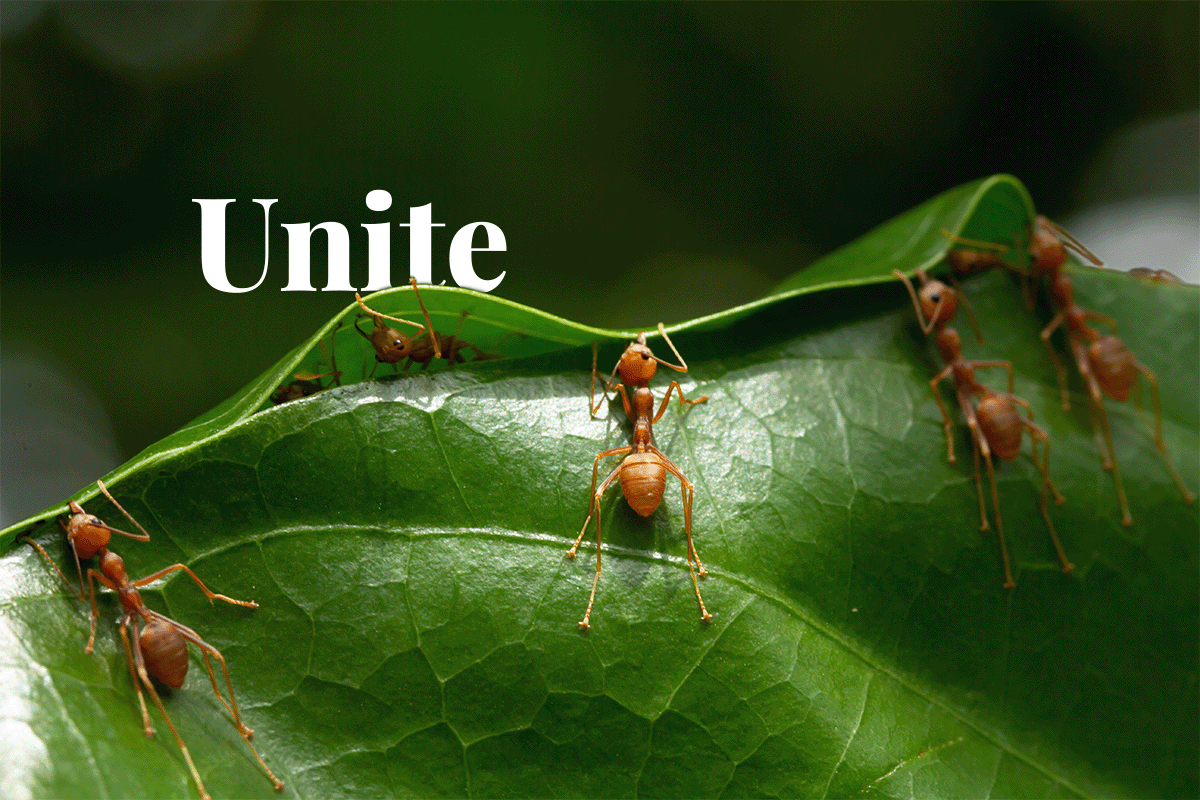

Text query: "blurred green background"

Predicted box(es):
[1, 1, 1197, 525]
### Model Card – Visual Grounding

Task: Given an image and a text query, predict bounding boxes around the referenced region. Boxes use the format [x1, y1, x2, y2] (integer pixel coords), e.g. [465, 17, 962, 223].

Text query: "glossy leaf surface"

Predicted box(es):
[2, 176, 1196, 799]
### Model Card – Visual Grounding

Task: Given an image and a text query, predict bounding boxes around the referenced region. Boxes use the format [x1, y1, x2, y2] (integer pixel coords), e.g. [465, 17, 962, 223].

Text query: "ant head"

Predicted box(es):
[618, 340, 658, 385]
[65, 506, 111, 559]
[1029, 217, 1067, 274]
[370, 326, 414, 363]
[917, 277, 957, 326]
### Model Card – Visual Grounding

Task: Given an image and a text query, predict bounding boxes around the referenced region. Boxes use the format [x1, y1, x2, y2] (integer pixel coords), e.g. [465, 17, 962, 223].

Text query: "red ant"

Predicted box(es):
[567, 324, 709, 630]
[950, 216, 1195, 523]
[941, 229, 1031, 279]
[272, 322, 343, 404]
[1128, 267, 1183, 285]
[1039, 262, 1196, 524]
[355, 277, 442, 375]
[894, 269, 1071, 588]
[21, 481, 283, 800]
[356, 280, 525, 373]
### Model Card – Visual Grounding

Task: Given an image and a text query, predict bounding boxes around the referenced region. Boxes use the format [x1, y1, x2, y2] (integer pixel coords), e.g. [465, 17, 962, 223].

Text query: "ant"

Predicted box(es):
[948, 215, 1195, 523]
[940, 228, 1031, 280]
[355, 277, 442, 375]
[272, 322, 343, 404]
[1039, 264, 1196, 524]
[356, 279, 524, 373]
[1128, 267, 1184, 285]
[567, 325, 709, 630]
[20, 480, 283, 800]
[893, 268, 1071, 589]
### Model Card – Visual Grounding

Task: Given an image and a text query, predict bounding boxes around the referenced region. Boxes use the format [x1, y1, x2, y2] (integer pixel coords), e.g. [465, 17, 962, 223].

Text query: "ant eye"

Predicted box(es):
[929, 293, 940, 303]
[641, 354, 650, 360]
[394, 339, 403, 347]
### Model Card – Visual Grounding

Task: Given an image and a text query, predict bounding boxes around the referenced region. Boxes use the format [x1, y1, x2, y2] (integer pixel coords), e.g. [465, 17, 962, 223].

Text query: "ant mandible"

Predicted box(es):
[567, 324, 709, 630]
[21, 481, 284, 800]
[355, 277, 442, 375]
[894, 269, 1071, 588]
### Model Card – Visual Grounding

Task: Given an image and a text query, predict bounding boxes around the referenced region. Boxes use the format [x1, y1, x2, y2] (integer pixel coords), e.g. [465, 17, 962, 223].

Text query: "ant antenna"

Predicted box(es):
[1039, 217, 1103, 266]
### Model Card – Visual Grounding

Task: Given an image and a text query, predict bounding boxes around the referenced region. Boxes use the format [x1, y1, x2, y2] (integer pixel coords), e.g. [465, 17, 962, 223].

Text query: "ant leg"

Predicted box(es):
[1074, 339, 1132, 525]
[575, 462, 625, 631]
[62, 516, 89, 601]
[589, 343, 622, 416]
[1089, 394, 1131, 526]
[652, 381, 709, 423]
[1020, 421, 1073, 574]
[652, 447, 707, 575]
[939, 228, 1011, 254]
[959, 393, 989, 532]
[124, 616, 212, 800]
[1134, 364, 1196, 503]
[85, 569, 120, 654]
[148, 611, 285, 790]
[406, 277, 441, 360]
[22, 533, 86, 602]
[892, 270, 942, 335]
[654, 448, 711, 623]
[970, 360, 1015, 395]
[1082, 310, 1118, 334]
[355, 292, 426, 334]
[1007, 395, 1065, 505]
[131, 565, 258, 609]
[567, 448, 630, 558]
[328, 321, 343, 387]
[983, 448, 1014, 590]
[118, 616, 156, 737]
[613, 384, 634, 422]
[441, 313, 470, 365]
[930, 365, 957, 463]
[1040, 314, 1071, 410]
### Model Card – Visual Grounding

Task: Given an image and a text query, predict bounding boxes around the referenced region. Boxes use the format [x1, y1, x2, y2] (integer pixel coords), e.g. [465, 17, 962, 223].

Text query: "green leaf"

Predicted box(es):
[2, 176, 1196, 799]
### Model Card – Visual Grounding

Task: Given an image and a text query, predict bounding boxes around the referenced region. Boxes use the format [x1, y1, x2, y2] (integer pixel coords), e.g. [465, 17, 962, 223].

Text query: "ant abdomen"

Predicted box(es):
[619, 453, 667, 516]
[1088, 336, 1138, 401]
[142, 618, 189, 689]
[977, 395, 1024, 462]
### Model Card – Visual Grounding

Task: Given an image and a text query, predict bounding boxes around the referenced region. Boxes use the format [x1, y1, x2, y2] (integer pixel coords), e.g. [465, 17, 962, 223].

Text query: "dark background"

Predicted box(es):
[1, 2, 1197, 523]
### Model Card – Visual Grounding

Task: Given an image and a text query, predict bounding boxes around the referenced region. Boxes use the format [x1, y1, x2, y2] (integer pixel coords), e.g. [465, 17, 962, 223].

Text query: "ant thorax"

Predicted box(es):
[935, 327, 961, 364]
[1049, 274, 1074, 310]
